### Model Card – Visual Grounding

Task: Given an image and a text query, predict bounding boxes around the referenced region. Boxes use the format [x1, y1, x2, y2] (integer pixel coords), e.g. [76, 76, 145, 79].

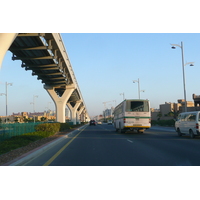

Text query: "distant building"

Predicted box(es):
[177, 99, 194, 112]
[151, 108, 160, 121]
[151, 96, 198, 121]
[93, 115, 104, 121]
[12, 112, 29, 122]
[193, 94, 200, 108]
[103, 107, 114, 118]
[151, 102, 178, 120]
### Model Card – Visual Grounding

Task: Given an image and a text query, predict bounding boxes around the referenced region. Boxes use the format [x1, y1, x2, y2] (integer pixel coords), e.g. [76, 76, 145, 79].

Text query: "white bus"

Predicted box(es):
[113, 99, 151, 133]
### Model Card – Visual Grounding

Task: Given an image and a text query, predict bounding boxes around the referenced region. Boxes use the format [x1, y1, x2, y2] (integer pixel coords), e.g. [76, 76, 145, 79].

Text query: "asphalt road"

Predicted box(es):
[17, 123, 200, 166]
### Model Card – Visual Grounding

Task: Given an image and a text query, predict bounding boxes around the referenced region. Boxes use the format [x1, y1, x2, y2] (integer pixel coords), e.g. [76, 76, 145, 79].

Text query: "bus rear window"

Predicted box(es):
[126, 101, 149, 112]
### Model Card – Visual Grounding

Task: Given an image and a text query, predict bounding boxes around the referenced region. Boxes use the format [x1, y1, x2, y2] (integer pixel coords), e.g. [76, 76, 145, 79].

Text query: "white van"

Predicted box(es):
[175, 111, 200, 138]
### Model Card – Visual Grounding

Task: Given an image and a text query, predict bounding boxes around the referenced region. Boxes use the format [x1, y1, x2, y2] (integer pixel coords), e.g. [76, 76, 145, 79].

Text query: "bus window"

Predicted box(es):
[126, 101, 149, 112]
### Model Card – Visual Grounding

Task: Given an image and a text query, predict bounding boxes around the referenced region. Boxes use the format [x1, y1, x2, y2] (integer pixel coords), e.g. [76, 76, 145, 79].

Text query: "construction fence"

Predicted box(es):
[0, 122, 44, 142]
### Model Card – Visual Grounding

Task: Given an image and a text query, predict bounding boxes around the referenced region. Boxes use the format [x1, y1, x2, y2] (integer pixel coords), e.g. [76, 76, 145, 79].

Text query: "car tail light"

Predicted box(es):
[196, 123, 199, 129]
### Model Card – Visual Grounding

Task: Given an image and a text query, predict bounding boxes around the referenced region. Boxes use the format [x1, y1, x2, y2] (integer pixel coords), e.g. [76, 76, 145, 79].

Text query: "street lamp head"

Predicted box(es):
[6, 82, 12, 86]
[185, 62, 194, 67]
[171, 46, 176, 49]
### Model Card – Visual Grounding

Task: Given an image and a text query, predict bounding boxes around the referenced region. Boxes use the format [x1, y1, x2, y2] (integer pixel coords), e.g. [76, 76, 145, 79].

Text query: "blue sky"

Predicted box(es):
[2, 0, 200, 194]
[1, 33, 200, 117]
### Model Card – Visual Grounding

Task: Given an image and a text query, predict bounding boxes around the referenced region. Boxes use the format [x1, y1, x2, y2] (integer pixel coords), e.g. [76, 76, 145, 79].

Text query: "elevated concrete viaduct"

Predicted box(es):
[0, 33, 90, 124]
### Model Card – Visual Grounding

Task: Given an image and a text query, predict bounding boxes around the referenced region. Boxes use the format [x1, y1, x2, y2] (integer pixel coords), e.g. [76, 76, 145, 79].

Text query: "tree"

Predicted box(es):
[157, 112, 162, 120]
[40, 117, 47, 122]
[23, 117, 29, 123]
[167, 111, 179, 119]
[14, 117, 19, 123]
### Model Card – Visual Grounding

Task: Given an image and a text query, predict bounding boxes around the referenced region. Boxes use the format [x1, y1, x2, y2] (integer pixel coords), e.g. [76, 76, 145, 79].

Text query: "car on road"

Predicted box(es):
[97, 121, 102, 125]
[175, 111, 200, 138]
[107, 120, 112, 125]
[89, 120, 96, 126]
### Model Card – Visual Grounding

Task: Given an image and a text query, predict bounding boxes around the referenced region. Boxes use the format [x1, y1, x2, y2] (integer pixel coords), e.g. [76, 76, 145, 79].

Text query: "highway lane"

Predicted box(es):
[18, 124, 200, 166]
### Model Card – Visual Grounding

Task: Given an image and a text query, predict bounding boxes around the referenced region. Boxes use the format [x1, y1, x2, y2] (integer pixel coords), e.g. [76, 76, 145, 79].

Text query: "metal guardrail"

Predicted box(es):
[0, 122, 44, 142]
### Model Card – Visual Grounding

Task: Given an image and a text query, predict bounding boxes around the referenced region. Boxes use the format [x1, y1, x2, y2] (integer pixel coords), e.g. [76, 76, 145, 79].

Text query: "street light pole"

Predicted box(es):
[133, 78, 143, 99]
[5, 82, 12, 120]
[0, 82, 12, 123]
[138, 79, 140, 99]
[180, 42, 187, 112]
[171, 42, 194, 112]
[31, 95, 38, 123]
[120, 93, 125, 100]
[33, 95, 38, 113]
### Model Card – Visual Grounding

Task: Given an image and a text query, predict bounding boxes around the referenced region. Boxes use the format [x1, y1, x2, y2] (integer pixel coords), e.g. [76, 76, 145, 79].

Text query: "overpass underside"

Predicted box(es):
[0, 33, 89, 124]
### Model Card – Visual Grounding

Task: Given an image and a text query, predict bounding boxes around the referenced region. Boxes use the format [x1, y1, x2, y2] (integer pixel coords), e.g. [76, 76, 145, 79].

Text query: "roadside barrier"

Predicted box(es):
[0, 122, 43, 142]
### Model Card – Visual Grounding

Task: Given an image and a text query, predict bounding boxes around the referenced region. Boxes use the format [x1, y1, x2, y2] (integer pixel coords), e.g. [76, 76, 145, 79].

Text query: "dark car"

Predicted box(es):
[89, 120, 96, 126]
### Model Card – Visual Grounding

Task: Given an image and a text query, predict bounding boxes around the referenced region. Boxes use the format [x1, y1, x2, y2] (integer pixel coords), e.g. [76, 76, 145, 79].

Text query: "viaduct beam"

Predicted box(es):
[44, 84, 75, 123]
[0, 33, 18, 68]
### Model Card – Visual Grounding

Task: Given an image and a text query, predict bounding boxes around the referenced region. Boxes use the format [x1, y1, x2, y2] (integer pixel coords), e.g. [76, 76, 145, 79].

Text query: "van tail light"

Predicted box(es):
[196, 123, 199, 129]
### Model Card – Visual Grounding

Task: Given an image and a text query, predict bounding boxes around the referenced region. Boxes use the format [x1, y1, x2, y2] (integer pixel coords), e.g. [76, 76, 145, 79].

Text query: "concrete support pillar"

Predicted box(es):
[44, 84, 75, 123]
[77, 107, 85, 123]
[81, 109, 87, 122]
[85, 113, 90, 122]
[67, 101, 82, 125]
[0, 33, 18, 68]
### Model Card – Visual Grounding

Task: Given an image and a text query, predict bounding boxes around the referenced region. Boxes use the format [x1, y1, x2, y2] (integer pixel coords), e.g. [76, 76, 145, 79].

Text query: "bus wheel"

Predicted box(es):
[137, 129, 144, 133]
[189, 129, 195, 139]
[120, 129, 125, 133]
[140, 131, 144, 133]
[114, 123, 118, 132]
[177, 128, 182, 136]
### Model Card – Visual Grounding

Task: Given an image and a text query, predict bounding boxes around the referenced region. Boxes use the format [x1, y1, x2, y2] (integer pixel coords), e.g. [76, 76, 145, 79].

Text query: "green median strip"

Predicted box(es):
[0, 123, 85, 155]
